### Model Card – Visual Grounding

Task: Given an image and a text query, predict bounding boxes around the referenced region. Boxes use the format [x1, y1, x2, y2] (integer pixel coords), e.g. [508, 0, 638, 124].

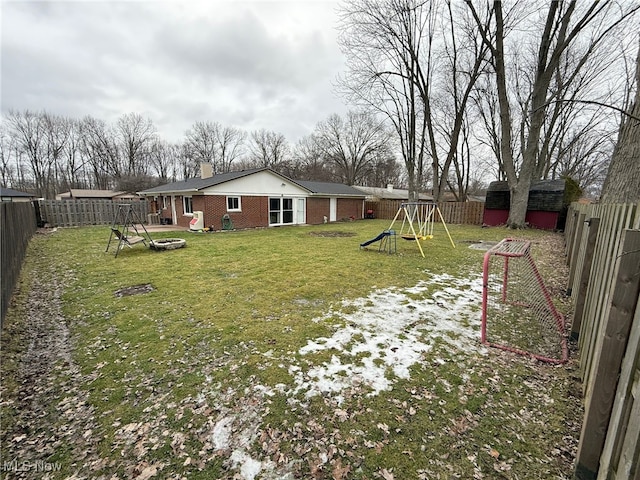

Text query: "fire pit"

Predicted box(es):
[149, 238, 186, 251]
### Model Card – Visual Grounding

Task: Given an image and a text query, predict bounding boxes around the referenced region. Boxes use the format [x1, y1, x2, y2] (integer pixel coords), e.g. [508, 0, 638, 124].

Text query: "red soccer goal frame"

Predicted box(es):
[481, 238, 568, 364]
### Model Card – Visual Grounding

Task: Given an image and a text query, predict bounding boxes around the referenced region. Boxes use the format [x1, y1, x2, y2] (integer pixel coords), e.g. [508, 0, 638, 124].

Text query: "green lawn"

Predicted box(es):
[1, 220, 581, 479]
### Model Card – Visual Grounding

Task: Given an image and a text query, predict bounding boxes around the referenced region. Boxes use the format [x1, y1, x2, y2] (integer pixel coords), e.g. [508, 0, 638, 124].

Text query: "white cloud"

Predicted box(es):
[1, 0, 348, 143]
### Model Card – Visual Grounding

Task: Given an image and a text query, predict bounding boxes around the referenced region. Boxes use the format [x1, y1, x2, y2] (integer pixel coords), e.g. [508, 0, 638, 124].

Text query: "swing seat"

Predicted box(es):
[401, 234, 434, 241]
[111, 228, 146, 247]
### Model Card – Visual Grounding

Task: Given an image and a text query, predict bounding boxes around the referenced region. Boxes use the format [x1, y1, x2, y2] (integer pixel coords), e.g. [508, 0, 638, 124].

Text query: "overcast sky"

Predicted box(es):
[1, 0, 348, 143]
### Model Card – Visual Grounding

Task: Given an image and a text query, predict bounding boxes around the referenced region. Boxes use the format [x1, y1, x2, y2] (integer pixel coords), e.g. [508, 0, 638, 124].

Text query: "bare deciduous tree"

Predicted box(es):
[467, 0, 639, 227]
[289, 135, 336, 182]
[337, 0, 431, 200]
[247, 129, 289, 170]
[313, 111, 393, 186]
[338, 0, 492, 201]
[184, 121, 217, 173]
[6, 110, 53, 197]
[0, 123, 20, 188]
[216, 125, 246, 173]
[78, 115, 119, 189]
[601, 44, 640, 203]
[147, 139, 179, 183]
[116, 112, 156, 178]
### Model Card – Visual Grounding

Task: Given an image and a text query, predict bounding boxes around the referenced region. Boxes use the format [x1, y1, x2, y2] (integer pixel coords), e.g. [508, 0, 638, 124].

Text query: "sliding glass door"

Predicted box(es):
[269, 197, 301, 225]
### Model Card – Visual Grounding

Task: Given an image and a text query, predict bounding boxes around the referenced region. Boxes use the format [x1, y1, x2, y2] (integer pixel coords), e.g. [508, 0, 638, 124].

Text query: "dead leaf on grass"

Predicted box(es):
[332, 458, 351, 479]
[131, 462, 162, 480]
[380, 468, 395, 480]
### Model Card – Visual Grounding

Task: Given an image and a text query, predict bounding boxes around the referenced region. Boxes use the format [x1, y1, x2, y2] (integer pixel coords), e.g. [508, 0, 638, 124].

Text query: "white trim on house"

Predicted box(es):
[329, 197, 337, 222]
[226, 196, 242, 212]
[183, 196, 193, 215]
[268, 196, 305, 226]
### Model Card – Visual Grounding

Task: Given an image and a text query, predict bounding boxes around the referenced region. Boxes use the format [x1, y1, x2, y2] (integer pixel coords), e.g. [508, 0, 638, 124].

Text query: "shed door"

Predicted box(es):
[329, 198, 337, 222]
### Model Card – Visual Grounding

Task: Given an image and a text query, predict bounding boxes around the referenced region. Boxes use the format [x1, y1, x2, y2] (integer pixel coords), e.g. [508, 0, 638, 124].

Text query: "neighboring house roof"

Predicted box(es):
[56, 189, 130, 199]
[467, 194, 486, 203]
[1, 187, 35, 198]
[139, 168, 366, 198]
[354, 186, 433, 201]
[294, 180, 366, 197]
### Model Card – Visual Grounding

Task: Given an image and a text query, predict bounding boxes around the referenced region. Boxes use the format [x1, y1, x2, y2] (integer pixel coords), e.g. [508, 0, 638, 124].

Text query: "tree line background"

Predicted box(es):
[0, 110, 405, 200]
[2, 1, 638, 225]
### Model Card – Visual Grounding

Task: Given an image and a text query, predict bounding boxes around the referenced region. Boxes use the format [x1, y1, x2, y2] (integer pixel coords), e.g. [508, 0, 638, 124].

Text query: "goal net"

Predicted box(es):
[481, 238, 568, 364]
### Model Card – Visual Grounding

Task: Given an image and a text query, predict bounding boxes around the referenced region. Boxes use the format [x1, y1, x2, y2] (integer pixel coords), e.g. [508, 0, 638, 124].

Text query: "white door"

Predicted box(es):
[296, 198, 305, 224]
[329, 197, 337, 222]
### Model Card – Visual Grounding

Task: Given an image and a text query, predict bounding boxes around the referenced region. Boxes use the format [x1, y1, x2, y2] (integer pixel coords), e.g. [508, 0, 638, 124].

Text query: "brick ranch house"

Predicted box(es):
[138, 167, 366, 230]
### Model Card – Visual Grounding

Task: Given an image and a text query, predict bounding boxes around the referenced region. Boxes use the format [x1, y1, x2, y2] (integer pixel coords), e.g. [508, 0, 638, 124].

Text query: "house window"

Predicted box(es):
[283, 198, 293, 224]
[269, 198, 280, 224]
[269, 197, 294, 225]
[163, 196, 169, 209]
[227, 196, 241, 212]
[183, 196, 193, 215]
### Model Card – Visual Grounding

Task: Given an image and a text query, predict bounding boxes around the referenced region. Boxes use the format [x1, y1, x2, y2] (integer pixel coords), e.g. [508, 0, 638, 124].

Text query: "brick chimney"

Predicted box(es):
[200, 162, 213, 179]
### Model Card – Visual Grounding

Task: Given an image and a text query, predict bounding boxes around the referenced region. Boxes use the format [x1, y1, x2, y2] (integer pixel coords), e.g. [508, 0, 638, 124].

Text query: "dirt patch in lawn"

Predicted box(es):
[114, 283, 154, 297]
[0, 256, 103, 476]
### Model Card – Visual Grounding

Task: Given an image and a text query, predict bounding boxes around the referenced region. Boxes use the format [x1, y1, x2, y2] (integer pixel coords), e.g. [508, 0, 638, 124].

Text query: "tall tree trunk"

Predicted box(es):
[600, 46, 640, 203]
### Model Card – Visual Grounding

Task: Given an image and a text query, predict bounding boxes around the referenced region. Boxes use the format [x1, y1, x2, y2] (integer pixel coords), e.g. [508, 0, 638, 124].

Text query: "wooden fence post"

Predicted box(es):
[575, 229, 640, 480]
[597, 296, 640, 479]
[567, 213, 587, 293]
[571, 217, 600, 340]
[565, 206, 582, 258]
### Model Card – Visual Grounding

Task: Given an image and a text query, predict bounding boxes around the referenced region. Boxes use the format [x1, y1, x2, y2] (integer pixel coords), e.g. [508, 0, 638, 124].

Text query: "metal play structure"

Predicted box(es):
[360, 202, 455, 257]
[106, 204, 152, 257]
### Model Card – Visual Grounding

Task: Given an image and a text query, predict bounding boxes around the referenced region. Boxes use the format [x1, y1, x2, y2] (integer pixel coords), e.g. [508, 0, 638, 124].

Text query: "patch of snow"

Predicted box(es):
[231, 450, 263, 480]
[211, 416, 233, 450]
[253, 384, 275, 396]
[290, 272, 487, 400]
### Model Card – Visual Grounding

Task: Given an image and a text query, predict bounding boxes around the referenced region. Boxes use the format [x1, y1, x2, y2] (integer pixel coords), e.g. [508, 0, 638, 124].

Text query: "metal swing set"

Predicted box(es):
[388, 202, 455, 257]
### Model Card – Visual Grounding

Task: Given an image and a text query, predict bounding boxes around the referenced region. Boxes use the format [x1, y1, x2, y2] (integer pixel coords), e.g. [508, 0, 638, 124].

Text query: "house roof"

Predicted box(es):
[487, 179, 565, 193]
[354, 186, 433, 201]
[139, 168, 268, 194]
[139, 168, 366, 198]
[1, 187, 35, 198]
[294, 180, 366, 197]
[57, 189, 129, 199]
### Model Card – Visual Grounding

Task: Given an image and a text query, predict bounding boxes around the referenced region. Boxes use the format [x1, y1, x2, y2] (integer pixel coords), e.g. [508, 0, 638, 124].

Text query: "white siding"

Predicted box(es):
[201, 170, 308, 197]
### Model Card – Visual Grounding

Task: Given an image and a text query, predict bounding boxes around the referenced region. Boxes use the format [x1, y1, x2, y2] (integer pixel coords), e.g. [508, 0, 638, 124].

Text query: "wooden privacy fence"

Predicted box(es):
[564, 202, 640, 480]
[38, 199, 150, 227]
[1, 202, 37, 327]
[364, 200, 484, 225]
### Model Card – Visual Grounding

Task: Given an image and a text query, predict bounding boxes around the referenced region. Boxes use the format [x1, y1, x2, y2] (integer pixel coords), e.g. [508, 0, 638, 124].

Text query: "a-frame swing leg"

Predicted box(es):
[405, 205, 425, 258]
[436, 207, 456, 248]
[387, 205, 404, 231]
[106, 206, 123, 253]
